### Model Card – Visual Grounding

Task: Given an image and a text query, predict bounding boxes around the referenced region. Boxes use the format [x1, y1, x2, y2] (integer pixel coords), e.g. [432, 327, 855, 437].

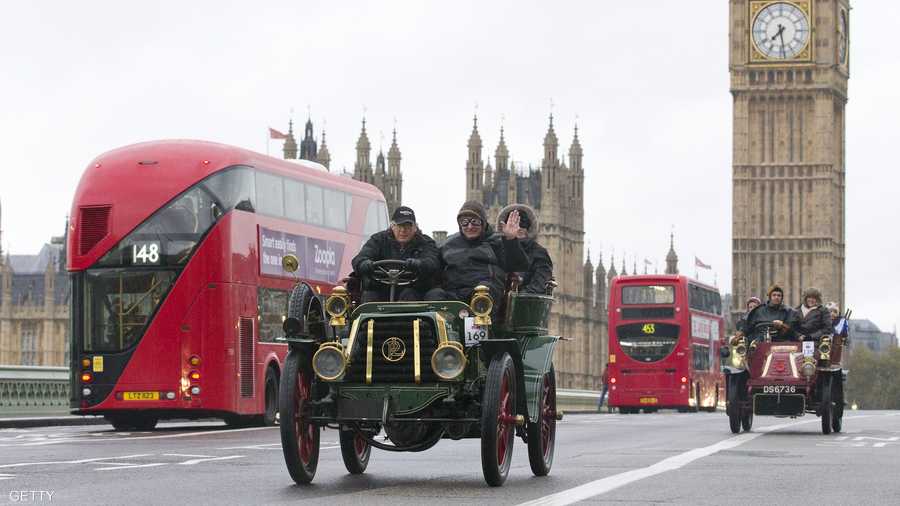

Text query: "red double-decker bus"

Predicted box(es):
[607, 275, 724, 413]
[68, 140, 388, 430]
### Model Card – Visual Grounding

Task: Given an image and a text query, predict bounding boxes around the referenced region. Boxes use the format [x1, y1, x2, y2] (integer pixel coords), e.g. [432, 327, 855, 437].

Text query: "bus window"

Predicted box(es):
[691, 344, 710, 370]
[363, 200, 381, 238]
[257, 287, 289, 343]
[204, 166, 255, 212]
[622, 285, 675, 305]
[255, 171, 284, 217]
[323, 188, 347, 230]
[284, 178, 306, 222]
[306, 185, 324, 226]
[377, 201, 389, 230]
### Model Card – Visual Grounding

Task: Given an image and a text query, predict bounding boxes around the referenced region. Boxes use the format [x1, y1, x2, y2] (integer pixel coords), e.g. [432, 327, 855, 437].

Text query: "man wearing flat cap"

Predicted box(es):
[740, 284, 799, 342]
[352, 205, 439, 302]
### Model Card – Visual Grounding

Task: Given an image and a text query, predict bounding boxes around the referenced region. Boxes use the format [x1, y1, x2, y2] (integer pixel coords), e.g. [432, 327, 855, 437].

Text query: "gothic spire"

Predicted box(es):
[317, 129, 331, 169]
[665, 232, 679, 275]
[282, 119, 298, 160]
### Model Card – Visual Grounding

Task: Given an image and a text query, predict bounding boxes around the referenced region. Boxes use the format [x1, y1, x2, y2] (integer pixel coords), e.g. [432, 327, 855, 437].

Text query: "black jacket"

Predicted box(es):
[437, 226, 530, 300]
[351, 229, 440, 291]
[795, 304, 832, 341]
[520, 239, 553, 294]
[740, 302, 799, 341]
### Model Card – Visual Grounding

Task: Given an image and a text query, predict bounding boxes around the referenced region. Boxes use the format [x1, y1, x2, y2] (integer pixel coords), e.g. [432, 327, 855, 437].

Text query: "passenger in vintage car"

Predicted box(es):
[739, 284, 799, 342]
[794, 287, 832, 342]
[425, 200, 529, 306]
[351, 205, 440, 302]
[496, 204, 554, 295]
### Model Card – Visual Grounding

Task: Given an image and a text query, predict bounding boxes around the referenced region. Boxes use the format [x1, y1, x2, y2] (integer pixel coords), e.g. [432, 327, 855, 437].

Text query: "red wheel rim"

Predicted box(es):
[354, 433, 367, 457]
[540, 374, 556, 459]
[294, 371, 315, 464]
[496, 368, 513, 466]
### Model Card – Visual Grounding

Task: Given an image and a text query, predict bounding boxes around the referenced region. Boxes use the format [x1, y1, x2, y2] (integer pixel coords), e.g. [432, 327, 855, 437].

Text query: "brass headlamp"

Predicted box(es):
[325, 286, 350, 327]
[312, 341, 347, 381]
[730, 336, 748, 369]
[470, 285, 493, 326]
[818, 336, 832, 361]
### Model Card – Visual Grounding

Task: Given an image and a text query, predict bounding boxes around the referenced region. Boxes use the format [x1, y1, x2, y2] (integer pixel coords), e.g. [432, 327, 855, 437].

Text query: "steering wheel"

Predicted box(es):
[752, 322, 777, 342]
[370, 259, 419, 287]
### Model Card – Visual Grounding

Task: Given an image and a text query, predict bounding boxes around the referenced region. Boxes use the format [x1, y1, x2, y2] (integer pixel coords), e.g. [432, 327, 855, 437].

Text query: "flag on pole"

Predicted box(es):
[269, 127, 288, 140]
[643, 259, 652, 266]
[695, 256, 711, 270]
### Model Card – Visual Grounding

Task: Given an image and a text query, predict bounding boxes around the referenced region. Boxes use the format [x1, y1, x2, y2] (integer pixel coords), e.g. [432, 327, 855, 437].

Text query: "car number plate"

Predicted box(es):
[122, 391, 159, 401]
[464, 317, 486, 347]
[639, 397, 658, 404]
[762, 385, 796, 394]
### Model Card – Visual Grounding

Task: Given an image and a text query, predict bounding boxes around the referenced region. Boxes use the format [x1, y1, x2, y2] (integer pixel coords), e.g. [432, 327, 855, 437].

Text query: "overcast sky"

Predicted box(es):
[1, 1, 897, 332]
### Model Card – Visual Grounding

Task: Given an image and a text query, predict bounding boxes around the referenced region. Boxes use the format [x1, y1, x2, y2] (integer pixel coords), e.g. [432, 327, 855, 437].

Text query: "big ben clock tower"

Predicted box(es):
[730, 0, 849, 316]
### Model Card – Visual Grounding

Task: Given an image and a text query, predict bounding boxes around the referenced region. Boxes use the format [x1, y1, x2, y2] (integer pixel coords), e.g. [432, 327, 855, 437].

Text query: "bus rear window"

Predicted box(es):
[622, 285, 675, 305]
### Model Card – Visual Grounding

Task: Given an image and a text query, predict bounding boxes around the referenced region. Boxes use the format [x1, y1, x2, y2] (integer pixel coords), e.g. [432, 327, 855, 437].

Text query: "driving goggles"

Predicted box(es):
[458, 217, 483, 227]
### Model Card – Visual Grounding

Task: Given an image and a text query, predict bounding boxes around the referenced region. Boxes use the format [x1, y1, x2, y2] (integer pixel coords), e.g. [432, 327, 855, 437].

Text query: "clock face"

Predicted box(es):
[838, 10, 848, 65]
[751, 2, 810, 60]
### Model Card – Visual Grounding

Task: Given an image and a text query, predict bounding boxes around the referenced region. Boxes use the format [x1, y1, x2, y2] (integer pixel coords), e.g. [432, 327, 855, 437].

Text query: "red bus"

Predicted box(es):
[68, 140, 388, 430]
[607, 275, 724, 413]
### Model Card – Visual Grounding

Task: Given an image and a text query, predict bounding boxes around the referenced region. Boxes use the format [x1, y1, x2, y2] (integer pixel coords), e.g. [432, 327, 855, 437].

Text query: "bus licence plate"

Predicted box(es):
[122, 391, 159, 401]
[639, 397, 658, 404]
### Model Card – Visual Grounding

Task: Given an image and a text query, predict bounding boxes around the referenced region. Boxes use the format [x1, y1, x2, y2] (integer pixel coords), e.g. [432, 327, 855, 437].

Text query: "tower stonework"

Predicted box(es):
[466, 116, 608, 390]
[730, 0, 848, 316]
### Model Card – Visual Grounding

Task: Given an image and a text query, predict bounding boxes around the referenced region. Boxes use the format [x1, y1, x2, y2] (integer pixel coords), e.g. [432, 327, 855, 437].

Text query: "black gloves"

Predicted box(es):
[357, 260, 374, 275]
[405, 258, 422, 272]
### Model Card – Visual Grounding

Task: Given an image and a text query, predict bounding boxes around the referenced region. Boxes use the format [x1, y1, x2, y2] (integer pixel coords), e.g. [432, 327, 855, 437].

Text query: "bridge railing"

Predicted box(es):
[1, 366, 602, 417]
[0, 365, 70, 416]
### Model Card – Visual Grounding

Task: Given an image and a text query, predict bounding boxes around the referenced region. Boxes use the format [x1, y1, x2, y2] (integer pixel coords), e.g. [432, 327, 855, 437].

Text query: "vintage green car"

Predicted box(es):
[276, 257, 562, 486]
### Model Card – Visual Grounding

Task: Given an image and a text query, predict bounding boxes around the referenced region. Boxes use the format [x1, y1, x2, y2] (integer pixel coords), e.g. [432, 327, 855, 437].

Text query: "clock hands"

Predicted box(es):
[770, 24, 787, 58]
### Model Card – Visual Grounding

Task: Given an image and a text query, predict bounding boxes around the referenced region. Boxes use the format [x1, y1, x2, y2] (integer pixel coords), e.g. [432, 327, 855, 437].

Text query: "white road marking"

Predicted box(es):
[0, 454, 152, 469]
[163, 453, 215, 458]
[177, 455, 243, 465]
[0, 473, 15, 480]
[12, 425, 275, 447]
[518, 416, 887, 506]
[95, 463, 168, 471]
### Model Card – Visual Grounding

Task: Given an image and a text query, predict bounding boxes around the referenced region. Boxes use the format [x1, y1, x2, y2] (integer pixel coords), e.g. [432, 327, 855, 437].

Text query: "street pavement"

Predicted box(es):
[1, 411, 898, 505]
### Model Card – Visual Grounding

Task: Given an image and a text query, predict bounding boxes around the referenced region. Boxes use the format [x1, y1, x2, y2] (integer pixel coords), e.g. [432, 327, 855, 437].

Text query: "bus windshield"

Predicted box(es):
[622, 285, 675, 305]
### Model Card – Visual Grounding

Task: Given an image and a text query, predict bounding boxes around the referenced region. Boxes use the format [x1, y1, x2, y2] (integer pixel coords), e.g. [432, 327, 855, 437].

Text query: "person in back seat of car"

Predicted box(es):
[740, 284, 798, 342]
[496, 204, 553, 294]
[795, 287, 831, 342]
[425, 200, 529, 305]
[351, 206, 439, 303]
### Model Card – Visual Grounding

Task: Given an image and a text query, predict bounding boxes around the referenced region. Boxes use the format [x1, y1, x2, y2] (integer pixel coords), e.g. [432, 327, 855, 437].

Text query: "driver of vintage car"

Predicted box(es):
[351, 205, 440, 302]
[739, 284, 799, 342]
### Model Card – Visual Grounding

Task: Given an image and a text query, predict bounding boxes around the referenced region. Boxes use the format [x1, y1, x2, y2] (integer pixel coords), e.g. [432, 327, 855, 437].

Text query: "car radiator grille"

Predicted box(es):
[345, 316, 441, 384]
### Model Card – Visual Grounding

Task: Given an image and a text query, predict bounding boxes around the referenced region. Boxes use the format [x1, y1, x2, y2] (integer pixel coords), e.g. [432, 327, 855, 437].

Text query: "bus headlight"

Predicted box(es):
[325, 286, 350, 327]
[469, 285, 493, 326]
[313, 343, 346, 381]
[431, 343, 467, 380]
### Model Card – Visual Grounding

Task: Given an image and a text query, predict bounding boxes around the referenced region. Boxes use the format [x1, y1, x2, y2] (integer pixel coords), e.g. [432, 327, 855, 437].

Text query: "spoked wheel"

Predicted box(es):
[727, 376, 742, 434]
[279, 349, 320, 484]
[832, 375, 844, 433]
[339, 427, 371, 474]
[820, 374, 834, 435]
[481, 352, 517, 487]
[527, 366, 556, 477]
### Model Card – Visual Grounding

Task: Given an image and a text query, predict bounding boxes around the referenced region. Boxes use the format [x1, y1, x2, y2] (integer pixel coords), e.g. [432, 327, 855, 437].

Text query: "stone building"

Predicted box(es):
[730, 0, 849, 318]
[464, 115, 608, 390]
[0, 205, 69, 366]
[848, 320, 898, 354]
[279, 117, 403, 215]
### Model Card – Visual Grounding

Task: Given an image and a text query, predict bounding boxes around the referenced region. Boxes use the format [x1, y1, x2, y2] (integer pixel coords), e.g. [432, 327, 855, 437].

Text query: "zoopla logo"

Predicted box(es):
[313, 244, 336, 268]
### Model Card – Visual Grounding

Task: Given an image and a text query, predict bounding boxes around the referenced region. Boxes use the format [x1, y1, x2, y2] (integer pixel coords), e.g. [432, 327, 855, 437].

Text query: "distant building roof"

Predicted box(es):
[8, 243, 63, 274]
[849, 319, 898, 353]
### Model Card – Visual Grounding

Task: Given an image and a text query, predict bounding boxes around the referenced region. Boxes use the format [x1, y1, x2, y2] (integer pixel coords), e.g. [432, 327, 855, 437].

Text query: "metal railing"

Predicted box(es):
[0, 365, 70, 416]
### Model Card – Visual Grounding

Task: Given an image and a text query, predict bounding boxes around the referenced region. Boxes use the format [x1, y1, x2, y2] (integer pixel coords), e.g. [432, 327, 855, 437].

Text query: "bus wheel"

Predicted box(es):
[105, 414, 157, 431]
[527, 366, 556, 477]
[264, 368, 279, 426]
[279, 349, 319, 484]
[481, 352, 516, 487]
[339, 426, 371, 474]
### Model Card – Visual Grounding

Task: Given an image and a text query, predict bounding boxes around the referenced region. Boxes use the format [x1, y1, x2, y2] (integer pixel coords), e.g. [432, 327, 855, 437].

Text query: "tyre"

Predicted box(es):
[820, 374, 833, 435]
[105, 414, 158, 431]
[832, 376, 844, 433]
[264, 368, 279, 426]
[279, 349, 320, 484]
[527, 366, 556, 477]
[727, 376, 741, 434]
[481, 352, 517, 487]
[741, 410, 753, 432]
[339, 427, 371, 474]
